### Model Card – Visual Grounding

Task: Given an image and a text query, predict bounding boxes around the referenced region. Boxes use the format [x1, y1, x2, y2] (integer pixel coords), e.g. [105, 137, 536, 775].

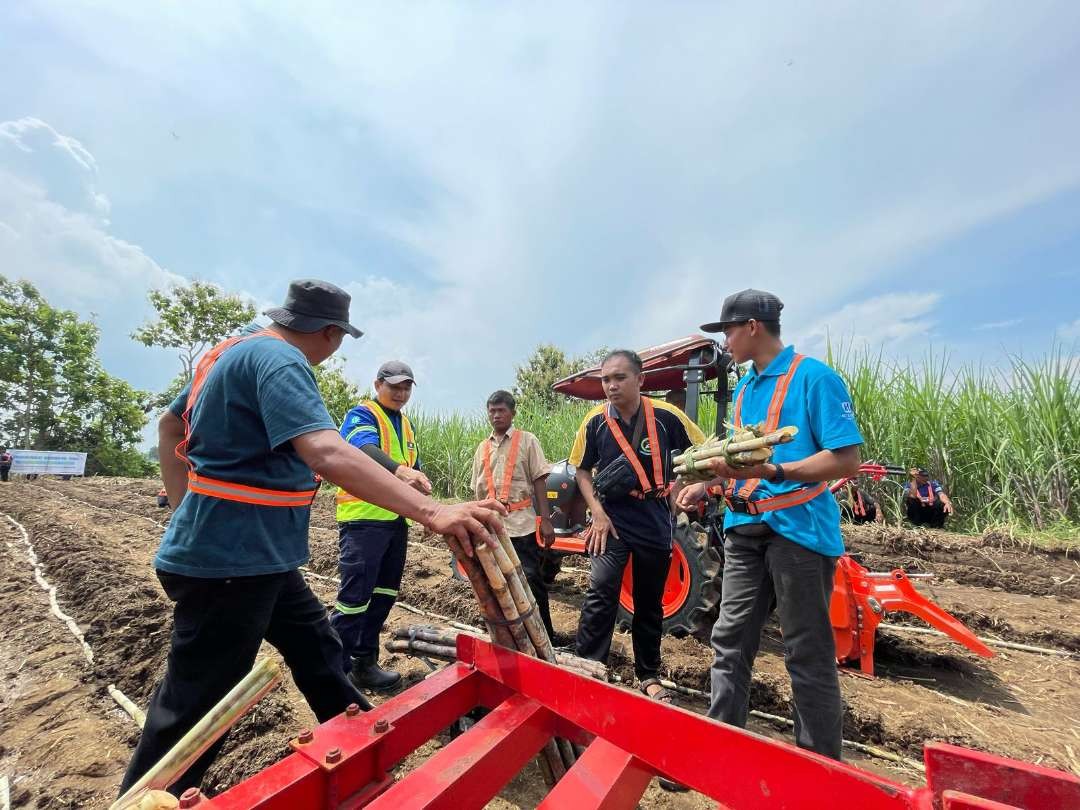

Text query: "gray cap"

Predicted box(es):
[264, 279, 363, 338]
[377, 360, 416, 385]
[701, 288, 784, 333]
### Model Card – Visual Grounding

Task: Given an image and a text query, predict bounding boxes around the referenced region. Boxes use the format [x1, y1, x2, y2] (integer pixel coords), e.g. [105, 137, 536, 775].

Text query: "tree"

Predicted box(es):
[513, 344, 612, 409]
[0, 276, 153, 476]
[314, 357, 363, 425]
[132, 281, 255, 386]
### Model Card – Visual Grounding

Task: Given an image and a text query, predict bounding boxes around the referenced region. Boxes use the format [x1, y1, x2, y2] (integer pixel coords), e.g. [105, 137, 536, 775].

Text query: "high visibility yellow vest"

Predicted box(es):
[335, 399, 419, 522]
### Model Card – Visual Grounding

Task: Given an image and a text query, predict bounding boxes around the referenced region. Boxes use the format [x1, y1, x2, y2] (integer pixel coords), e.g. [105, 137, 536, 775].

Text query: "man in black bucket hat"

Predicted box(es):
[119, 279, 506, 800]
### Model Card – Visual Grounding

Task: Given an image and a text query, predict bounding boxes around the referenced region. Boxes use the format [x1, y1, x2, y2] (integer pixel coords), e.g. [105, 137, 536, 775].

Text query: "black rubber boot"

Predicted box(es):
[348, 654, 402, 691]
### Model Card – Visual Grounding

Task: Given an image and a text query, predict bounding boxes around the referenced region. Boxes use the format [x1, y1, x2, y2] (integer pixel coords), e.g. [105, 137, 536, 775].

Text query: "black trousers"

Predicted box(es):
[0, 465, 9, 482]
[906, 499, 946, 528]
[330, 519, 408, 669]
[119, 570, 365, 796]
[708, 528, 843, 760]
[576, 534, 670, 681]
[511, 533, 554, 639]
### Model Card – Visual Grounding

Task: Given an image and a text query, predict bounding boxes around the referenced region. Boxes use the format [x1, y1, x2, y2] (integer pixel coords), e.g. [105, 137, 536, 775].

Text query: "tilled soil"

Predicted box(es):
[1, 477, 1079, 809]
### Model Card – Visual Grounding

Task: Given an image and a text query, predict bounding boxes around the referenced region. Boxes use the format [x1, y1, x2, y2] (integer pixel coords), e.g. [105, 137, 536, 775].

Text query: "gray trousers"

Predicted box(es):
[708, 526, 843, 760]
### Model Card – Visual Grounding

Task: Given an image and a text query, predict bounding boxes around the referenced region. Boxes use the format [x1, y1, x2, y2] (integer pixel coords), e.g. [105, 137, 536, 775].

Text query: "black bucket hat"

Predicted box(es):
[701, 288, 784, 333]
[264, 279, 363, 338]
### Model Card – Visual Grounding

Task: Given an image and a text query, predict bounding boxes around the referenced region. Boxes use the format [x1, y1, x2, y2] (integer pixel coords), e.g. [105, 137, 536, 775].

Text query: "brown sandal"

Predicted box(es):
[638, 677, 676, 705]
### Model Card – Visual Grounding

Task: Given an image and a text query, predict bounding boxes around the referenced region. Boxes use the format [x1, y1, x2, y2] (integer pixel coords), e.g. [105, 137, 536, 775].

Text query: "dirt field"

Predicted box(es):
[2, 477, 1078, 808]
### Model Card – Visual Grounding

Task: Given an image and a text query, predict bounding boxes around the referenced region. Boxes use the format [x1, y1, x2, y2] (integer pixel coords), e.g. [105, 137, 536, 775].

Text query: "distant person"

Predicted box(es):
[471, 390, 556, 638]
[0, 447, 12, 482]
[838, 482, 883, 525]
[904, 467, 953, 528]
[156, 487, 170, 508]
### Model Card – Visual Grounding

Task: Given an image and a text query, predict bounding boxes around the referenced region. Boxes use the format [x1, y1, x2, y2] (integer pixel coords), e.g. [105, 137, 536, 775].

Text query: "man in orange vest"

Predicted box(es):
[470, 390, 556, 638]
[903, 467, 953, 527]
[120, 279, 504, 797]
[677, 289, 862, 762]
[570, 350, 705, 705]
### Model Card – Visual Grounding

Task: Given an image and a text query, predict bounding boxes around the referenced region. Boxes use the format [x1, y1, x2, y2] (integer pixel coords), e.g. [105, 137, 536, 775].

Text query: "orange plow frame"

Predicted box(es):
[832, 554, 993, 675]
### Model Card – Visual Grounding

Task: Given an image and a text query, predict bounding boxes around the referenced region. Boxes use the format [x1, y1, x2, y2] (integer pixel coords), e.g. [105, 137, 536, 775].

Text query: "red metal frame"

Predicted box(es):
[197, 636, 1077, 809]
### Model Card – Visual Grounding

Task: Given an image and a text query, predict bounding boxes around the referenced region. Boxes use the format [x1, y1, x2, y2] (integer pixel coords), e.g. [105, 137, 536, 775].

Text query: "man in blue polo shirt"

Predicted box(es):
[677, 289, 862, 761]
[120, 280, 504, 798]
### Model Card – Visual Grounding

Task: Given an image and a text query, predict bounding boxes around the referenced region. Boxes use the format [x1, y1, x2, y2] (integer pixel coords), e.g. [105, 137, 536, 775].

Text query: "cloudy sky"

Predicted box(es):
[2, 1, 1079, 419]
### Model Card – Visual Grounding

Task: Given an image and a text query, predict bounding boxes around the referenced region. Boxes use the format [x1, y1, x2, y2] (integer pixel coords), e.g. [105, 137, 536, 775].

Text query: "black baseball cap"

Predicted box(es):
[264, 279, 363, 338]
[377, 361, 416, 385]
[701, 288, 784, 333]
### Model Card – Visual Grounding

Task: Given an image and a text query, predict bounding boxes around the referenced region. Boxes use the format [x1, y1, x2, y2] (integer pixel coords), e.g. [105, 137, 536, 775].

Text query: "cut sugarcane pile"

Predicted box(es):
[385, 625, 608, 680]
[448, 523, 580, 783]
[674, 424, 798, 483]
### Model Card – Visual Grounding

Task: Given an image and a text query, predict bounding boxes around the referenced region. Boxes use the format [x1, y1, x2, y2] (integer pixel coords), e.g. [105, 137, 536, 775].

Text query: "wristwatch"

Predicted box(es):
[768, 463, 786, 483]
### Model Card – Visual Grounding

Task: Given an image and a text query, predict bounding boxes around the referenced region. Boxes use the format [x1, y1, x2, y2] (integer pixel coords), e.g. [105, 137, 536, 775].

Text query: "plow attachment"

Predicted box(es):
[177, 636, 1071, 809]
[832, 554, 993, 676]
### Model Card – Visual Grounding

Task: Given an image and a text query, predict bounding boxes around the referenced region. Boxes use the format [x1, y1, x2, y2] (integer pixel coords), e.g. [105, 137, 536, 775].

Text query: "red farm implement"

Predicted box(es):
[183, 635, 1078, 809]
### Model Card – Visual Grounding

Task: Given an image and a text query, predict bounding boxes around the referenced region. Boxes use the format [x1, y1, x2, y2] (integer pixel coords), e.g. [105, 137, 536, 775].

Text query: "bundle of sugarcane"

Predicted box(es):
[673, 424, 799, 483]
[450, 523, 578, 781]
[385, 625, 608, 681]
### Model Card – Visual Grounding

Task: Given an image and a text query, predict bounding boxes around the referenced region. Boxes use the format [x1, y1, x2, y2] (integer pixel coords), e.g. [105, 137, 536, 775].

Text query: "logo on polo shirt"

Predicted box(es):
[841, 401, 855, 420]
[639, 438, 652, 455]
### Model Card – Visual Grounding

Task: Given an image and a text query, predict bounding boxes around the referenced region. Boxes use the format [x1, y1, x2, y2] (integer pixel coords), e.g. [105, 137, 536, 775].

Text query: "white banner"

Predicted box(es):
[8, 450, 88, 476]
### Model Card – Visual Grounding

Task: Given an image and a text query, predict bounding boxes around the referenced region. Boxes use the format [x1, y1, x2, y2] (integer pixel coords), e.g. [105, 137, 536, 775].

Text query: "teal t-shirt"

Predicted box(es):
[155, 332, 335, 577]
[723, 345, 864, 557]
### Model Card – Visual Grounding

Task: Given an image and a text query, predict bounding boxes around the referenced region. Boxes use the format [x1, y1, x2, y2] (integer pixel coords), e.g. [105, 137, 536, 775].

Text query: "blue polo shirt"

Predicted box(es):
[724, 345, 863, 557]
[155, 331, 335, 577]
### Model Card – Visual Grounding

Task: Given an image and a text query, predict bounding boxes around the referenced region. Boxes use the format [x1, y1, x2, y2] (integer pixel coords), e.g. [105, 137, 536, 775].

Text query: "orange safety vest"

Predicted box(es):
[175, 329, 320, 508]
[482, 430, 533, 512]
[604, 397, 665, 498]
[724, 355, 828, 516]
[913, 481, 937, 505]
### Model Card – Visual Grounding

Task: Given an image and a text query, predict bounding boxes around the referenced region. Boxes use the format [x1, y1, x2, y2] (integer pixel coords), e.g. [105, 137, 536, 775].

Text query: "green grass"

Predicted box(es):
[409, 350, 1079, 540]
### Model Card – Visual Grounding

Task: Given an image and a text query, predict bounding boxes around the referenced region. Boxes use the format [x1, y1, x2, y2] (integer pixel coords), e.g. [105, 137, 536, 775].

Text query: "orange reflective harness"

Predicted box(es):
[482, 430, 532, 512]
[604, 397, 666, 499]
[914, 481, 937, 506]
[724, 355, 828, 516]
[176, 329, 320, 508]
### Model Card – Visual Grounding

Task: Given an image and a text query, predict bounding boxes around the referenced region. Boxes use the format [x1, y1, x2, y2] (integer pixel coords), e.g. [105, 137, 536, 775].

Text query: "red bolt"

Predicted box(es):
[326, 747, 342, 763]
[179, 787, 203, 808]
[346, 703, 360, 717]
[373, 718, 389, 733]
[298, 729, 313, 744]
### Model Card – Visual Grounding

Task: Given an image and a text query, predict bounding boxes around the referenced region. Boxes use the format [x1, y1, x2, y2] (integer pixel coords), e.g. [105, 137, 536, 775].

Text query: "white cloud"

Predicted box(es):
[797, 293, 942, 354]
[1058, 320, 1080, 341]
[975, 319, 1022, 331]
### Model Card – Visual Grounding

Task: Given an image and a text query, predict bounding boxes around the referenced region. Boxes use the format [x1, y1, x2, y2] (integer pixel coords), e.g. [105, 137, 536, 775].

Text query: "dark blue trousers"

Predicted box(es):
[330, 518, 408, 671]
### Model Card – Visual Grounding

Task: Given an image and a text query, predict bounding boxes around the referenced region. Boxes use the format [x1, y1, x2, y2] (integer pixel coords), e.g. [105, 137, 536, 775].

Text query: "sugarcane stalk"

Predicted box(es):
[455, 548, 516, 649]
[474, 544, 537, 656]
[111, 659, 281, 810]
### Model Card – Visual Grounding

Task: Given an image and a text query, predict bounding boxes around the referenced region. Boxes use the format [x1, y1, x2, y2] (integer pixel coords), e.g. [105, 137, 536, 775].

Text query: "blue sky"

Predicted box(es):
[2, 1, 1079, 421]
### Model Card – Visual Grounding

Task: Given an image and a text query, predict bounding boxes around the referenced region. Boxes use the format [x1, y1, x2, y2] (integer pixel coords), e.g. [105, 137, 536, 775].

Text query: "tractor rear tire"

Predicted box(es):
[616, 521, 722, 639]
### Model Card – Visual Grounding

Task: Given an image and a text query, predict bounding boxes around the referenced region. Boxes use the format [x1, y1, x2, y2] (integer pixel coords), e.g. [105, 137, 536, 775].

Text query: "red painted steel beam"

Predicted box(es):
[458, 635, 923, 810]
[925, 743, 1080, 810]
[536, 737, 653, 809]
[206, 663, 495, 809]
[365, 694, 553, 809]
